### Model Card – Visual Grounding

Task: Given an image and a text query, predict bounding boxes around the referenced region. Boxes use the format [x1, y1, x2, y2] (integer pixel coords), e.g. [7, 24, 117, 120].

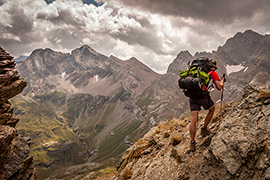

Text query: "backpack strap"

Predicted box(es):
[207, 71, 214, 91]
[207, 78, 213, 91]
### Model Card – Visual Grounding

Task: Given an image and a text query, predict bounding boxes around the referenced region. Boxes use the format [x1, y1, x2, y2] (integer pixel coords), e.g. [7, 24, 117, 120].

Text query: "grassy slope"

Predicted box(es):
[11, 92, 88, 178]
[11, 87, 155, 179]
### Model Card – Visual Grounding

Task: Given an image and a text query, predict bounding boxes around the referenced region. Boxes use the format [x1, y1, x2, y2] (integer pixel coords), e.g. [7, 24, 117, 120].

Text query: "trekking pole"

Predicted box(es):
[219, 74, 226, 116]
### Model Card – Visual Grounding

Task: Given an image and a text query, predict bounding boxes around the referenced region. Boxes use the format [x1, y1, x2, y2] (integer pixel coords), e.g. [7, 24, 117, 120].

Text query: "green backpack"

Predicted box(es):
[178, 57, 212, 98]
[179, 66, 210, 85]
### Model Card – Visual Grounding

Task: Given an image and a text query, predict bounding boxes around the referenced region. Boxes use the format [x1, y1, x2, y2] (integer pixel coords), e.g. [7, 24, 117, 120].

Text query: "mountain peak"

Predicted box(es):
[128, 56, 139, 62]
[79, 44, 95, 51]
[243, 29, 260, 36]
[126, 57, 154, 72]
[215, 30, 265, 65]
[31, 48, 54, 55]
[233, 29, 262, 40]
[194, 51, 212, 58]
[76, 45, 99, 55]
[28, 48, 60, 62]
[166, 50, 193, 74]
[176, 50, 192, 59]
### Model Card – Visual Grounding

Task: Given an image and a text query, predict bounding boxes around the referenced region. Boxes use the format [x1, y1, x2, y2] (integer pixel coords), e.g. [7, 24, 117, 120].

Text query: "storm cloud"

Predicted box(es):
[117, 0, 270, 24]
[0, 0, 269, 73]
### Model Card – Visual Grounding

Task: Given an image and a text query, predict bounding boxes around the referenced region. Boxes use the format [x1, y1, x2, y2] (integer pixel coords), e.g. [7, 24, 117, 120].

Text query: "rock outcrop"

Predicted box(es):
[114, 75, 270, 179]
[0, 47, 37, 180]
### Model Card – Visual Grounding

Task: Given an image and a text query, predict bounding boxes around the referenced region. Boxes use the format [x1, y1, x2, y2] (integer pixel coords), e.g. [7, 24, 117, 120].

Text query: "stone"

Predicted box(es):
[0, 47, 36, 179]
[0, 79, 27, 104]
[265, 168, 270, 180]
[0, 113, 12, 125]
[179, 121, 188, 127]
[256, 153, 269, 169]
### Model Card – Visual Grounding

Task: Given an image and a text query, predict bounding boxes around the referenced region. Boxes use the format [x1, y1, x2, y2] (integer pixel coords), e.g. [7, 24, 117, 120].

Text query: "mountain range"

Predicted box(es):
[11, 29, 270, 179]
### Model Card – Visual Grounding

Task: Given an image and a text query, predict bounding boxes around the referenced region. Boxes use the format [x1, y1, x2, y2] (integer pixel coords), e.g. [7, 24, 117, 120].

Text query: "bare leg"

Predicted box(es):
[190, 110, 199, 142]
[203, 104, 215, 128]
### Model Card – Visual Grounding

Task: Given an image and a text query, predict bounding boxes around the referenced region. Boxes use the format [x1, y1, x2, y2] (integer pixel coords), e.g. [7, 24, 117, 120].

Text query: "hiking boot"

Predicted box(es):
[190, 141, 196, 152]
[201, 127, 211, 136]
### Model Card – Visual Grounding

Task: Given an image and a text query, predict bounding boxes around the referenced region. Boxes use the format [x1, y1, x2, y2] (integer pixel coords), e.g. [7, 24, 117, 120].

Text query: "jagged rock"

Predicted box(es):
[209, 83, 270, 178]
[113, 76, 270, 180]
[0, 47, 26, 104]
[250, 71, 270, 88]
[0, 125, 36, 179]
[0, 47, 37, 179]
[179, 121, 187, 127]
[265, 168, 270, 180]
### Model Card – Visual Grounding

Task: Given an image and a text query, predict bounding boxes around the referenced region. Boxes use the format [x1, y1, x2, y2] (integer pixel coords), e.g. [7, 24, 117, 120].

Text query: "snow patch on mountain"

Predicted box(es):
[95, 75, 99, 82]
[243, 67, 249, 72]
[226, 64, 245, 75]
[62, 72, 65, 78]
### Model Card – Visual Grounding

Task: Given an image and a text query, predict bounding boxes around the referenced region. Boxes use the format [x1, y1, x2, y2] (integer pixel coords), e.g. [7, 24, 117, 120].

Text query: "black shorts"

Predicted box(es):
[189, 97, 214, 111]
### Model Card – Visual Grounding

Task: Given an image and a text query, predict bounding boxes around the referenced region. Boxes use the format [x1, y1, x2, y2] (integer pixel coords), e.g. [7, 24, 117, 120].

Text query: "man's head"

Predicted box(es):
[209, 59, 217, 70]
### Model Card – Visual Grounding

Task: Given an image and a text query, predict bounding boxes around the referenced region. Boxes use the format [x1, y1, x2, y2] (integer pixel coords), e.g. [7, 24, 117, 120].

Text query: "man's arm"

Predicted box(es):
[214, 77, 226, 90]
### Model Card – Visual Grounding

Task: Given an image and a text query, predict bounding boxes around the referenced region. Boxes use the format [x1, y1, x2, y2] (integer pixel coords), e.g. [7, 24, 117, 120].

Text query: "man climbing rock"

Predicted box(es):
[187, 59, 226, 152]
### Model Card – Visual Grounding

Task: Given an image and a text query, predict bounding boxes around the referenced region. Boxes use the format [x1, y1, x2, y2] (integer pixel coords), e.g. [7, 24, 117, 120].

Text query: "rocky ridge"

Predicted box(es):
[0, 47, 37, 179]
[114, 74, 270, 180]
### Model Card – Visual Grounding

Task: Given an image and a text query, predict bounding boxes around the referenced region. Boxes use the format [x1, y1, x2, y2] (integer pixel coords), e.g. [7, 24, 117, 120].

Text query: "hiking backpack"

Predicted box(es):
[178, 57, 213, 98]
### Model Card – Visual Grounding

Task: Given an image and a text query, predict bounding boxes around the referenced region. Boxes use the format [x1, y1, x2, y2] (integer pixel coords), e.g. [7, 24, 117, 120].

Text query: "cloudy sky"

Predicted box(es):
[0, 0, 269, 73]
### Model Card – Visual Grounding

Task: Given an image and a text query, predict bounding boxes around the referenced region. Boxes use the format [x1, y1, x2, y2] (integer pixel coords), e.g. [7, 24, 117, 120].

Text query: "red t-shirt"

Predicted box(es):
[201, 71, 220, 91]
[209, 71, 220, 82]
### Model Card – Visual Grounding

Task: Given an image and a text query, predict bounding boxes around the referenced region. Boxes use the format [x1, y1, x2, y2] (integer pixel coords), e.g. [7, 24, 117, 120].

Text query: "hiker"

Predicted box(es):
[188, 59, 226, 152]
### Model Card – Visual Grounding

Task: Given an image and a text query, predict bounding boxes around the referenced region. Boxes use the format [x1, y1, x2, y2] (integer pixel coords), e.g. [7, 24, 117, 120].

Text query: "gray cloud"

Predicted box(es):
[36, 6, 84, 28]
[47, 29, 82, 49]
[0, 3, 44, 54]
[0, 0, 269, 73]
[109, 22, 165, 55]
[117, 0, 270, 25]
[6, 8, 35, 43]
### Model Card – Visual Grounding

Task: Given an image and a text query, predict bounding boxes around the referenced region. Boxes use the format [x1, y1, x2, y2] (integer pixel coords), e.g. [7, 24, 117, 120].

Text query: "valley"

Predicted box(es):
[10, 30, 270, 179]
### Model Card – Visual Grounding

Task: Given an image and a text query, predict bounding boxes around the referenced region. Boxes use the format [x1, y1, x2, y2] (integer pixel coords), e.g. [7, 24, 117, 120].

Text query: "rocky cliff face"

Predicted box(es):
[0, 47, 37, 179]
[114, 74, 270, 180]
